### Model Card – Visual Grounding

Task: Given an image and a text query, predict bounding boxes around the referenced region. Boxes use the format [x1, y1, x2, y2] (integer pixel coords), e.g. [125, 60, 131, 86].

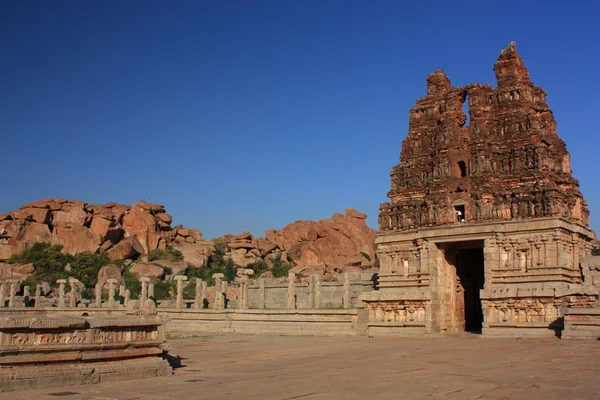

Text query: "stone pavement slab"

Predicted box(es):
[2, 334, 599, 399]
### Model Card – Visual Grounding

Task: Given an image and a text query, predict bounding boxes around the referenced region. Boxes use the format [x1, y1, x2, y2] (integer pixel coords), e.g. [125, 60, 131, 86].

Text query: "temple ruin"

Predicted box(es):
[361, 42, 598, 337]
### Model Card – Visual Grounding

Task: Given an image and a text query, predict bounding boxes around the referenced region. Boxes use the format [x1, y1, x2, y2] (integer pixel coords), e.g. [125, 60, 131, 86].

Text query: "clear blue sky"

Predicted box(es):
[1, 1, 599, 239]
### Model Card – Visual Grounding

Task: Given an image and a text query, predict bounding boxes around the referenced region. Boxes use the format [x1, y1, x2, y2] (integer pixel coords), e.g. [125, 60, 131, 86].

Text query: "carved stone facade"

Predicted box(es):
[0, 314, 171, 391]
[362, 43, 598, 337]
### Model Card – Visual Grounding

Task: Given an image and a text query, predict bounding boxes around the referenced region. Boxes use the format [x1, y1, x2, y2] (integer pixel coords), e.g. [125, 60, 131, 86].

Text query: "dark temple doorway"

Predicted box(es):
[442, 241, 485, 333]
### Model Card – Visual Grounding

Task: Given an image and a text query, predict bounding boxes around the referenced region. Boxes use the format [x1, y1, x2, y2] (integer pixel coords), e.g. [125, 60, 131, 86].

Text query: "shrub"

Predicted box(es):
[246, 259, 268, 277]
[147, 246, 184, 262]
[153, 281, 175, 300]
[183, 277, 196, 299]
[8, 243, 113, 288]
[123, 272, 141, 299]
[593, 246, 600, 256]
[270, 253, 292, 278]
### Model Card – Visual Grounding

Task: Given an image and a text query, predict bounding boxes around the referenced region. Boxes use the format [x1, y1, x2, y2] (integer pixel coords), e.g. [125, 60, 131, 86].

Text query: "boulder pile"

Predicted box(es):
[0, 199, 377, 283]
[220, 208, 377, 277]
[0, 199, 203, 261]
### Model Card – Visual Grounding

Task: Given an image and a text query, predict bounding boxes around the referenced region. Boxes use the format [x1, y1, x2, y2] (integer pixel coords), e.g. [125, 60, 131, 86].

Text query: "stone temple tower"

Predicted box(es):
[361, 43, 597, 337]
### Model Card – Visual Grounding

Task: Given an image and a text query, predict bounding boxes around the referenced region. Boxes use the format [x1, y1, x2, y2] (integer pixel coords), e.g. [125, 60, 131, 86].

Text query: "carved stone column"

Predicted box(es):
[34, 283, 41, 308]
[95, 284, 102, 308]
[343, 272, 351, 309]
[119, 285, 125, 305]
[221, 281, 228, 309]
[140, 277, 150, 306]
[307, 276, 315, 309]
[125, 289, 130, 306]
[148, 283, 155, 302]
[193, 279, 206, 309]
[68, 277, 78, 308]
[8, 280, 19, 308]
[57, 279, 66, 308]
[287, 272, 296, 309]
[0, 281, 5, 308]
[23, 285, 30, 307]
[212, 273, 224, 309]
[174, 275, 188, 309]
[258, 278, 266, 309]
[313, 274, 323, 309]
[236, 268, 252, 310]
[107, 278, 117, 308]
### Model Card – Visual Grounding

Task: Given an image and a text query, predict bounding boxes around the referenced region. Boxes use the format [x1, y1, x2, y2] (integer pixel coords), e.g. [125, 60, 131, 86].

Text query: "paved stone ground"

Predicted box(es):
[3, 334, 600, 399]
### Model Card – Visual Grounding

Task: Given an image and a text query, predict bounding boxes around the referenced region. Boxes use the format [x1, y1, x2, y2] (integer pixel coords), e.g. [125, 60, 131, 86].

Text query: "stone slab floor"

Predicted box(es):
[3, 334, 599, 399]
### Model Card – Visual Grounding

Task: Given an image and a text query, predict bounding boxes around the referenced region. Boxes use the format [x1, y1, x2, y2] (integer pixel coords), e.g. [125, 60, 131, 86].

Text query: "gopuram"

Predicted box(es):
[361, 42, 598, 337]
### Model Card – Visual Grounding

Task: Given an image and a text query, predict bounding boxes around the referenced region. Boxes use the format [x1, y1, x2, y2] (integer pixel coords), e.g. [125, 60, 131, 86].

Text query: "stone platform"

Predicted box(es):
[3, 334, 599, 399]
[0, 314, 172, 392]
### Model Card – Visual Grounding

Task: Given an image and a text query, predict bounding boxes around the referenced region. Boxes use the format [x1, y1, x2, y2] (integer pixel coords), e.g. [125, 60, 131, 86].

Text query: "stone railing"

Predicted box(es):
[0, 270, 377, 311]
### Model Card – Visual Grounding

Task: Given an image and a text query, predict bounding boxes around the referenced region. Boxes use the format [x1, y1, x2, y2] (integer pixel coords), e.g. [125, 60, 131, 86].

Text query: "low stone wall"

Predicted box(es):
[561, 307, 600, 340]
[0, 314, 171, 392]
[247, 275, 375, 309]
[164, 309, 369, 337]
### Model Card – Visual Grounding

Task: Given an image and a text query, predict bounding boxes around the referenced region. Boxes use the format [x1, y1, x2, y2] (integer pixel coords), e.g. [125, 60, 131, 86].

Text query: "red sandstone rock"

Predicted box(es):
[0, 263, 34, 280]
[97, 264, 124, 290]
[89, 216, 113, 240]
[149, 260, 187, 276]
[173, 241, 215, 268]
[107, 237, 145, 261]
[253, 238, 277, 257]
[128, 262, 165, 282]
[51, 225, 101, 255]
[0, 220, 52, 259]
[52, 205, 88, 228]
[122, 203, 161, 254]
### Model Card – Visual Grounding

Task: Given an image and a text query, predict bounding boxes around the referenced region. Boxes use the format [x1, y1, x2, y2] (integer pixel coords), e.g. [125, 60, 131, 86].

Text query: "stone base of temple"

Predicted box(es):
[561, 308, 600, 340]
[0, 357, 172, 392]
[0, 314, 172, 392]
[361, 218, 599, 338]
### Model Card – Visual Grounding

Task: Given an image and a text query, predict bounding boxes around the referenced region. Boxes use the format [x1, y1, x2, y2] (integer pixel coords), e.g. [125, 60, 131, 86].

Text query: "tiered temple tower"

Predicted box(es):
[361, 43, 597, 337]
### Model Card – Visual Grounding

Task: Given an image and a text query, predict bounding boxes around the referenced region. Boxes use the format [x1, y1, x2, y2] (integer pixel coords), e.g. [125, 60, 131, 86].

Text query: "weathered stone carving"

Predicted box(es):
[362, 43, 598, 338]
[379, 42, 589, 232]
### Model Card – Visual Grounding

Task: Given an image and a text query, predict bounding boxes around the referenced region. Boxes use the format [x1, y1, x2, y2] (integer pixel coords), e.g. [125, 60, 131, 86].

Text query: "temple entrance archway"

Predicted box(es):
[437, 240, 485, 333]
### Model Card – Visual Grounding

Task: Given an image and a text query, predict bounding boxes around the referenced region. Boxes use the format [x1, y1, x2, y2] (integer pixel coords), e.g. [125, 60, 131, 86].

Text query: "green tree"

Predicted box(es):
[147, 246, 184, 262]
[270, 253, 292, 278]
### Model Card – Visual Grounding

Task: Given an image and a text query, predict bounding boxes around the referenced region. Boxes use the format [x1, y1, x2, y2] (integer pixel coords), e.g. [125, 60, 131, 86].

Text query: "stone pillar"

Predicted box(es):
[212, 273, 224, 310]
[193, 279, 207, 309]
[236, 268, 252, 310]
[124, 289, 131, 307]
[94, 284, 102, 308]
[34, 284, 41, 308]
[313, 275, 323, 309]
[119, 285, 125, 305]
[174, 275, 187, 309]
[8, 280, 19, 308]
[258, 278, 266, 309]
[107, 278, 117, 308]
[221, 281, 228, 309]
[68, 277, 78, 308]
[239, 275, 248, 309]
[308, 276, 315, 309]
[140, 277, 150, 306]
[343, 272, 351, 309]
[287, 272, 296, 309]
[148, 283, 155, 301]
[23, 285, 30, 307]
[0, 281, 5, 308]
[57, 279, 66, 308]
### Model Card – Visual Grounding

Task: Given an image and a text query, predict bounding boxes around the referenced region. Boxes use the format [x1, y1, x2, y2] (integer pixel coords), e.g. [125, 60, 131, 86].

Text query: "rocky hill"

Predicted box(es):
[0, 199, 202, 261]
[0, 199, 377, 283]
